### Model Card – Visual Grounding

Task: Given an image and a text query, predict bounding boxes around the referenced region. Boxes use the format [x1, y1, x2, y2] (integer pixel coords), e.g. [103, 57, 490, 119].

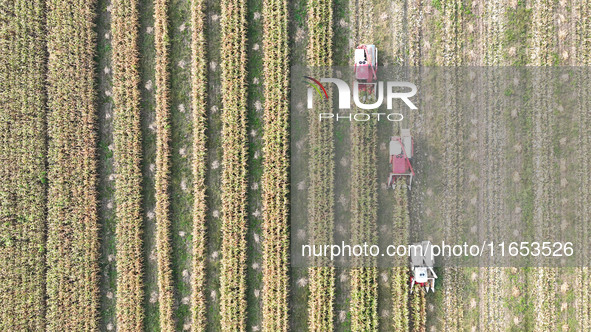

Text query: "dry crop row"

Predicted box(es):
[392, 180, 410, 331]
[529, 1, 558, 330]
[111, 0, 144, 330]
[349, 122, 378, 332]
[306, 0, 335, 330]
[219, 0, 249, 329]
[349, 1, 379, 330]
[0, 0, 47, 330]
[45, 0, 100, 330]
[154, 0, 174, 330]
[261, 0, 290, 330]
[190, 0, 208, 330]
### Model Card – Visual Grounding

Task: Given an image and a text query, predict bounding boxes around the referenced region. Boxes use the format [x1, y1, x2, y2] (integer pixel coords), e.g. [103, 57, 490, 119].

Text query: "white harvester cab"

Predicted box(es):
[410, 241, 438, 293]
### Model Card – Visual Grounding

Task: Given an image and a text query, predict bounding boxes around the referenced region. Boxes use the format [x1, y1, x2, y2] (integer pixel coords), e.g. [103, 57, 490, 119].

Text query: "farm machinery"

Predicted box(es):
[386, 129, 436, 292]
[387, 129, 415, 190]
[410, 241, 438, 293]
[354, 44, 378, 96]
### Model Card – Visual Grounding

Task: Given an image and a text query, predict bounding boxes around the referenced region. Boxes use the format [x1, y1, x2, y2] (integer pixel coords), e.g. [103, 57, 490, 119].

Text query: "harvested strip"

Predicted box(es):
[219, 0, 249, 329]
[0, 0, 47, 330]
[111, 0, 144, 330]
[528, 1, 558, 330]
[154, 0, 174, 330]
[306, 0, 335, 330]
[45, 0, 100, 330]
[190, 0, 208, 330]
[261, 0, 290, 330]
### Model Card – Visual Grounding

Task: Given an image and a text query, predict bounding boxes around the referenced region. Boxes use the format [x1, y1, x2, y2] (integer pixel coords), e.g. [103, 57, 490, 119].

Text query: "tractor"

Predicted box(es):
[354, 44, 378, 96]
[387, 129, 415, 190]
[410, 241, 438, 293]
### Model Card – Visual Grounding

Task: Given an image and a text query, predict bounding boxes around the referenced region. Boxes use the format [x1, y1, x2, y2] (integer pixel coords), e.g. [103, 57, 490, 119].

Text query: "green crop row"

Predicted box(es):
[0, 1, 47, 330]
[45, 0, 100, 330]
[154, 0, 175, 330]
[261, 0, 290, 330]
[111, 0, 145, 330]
[190, 0, 208, 331]
[219, 0, 249, 329]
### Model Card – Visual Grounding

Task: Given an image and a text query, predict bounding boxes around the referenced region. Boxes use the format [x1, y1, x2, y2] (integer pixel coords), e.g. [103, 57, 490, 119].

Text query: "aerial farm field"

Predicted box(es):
[1, 0, 591, 331]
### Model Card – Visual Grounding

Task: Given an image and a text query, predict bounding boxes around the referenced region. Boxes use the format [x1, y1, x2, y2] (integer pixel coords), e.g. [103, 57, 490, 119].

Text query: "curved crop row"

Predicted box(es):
[0, 1, 47, 330]
[111, 0, 144, 330]
[154, 0, 174, 330]
[261, 0, 290, 330]
[219, 0, 249, 329]
[45, 0, 100, 330]
[190, 0, 208, 330]
[306, 0, 335, 330]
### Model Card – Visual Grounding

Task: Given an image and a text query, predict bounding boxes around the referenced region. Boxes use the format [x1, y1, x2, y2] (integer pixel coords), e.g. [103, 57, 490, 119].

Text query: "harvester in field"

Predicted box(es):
[387, 129, 415, 190]
[410, 241, 438, 293]
[354, 44, 378, 96]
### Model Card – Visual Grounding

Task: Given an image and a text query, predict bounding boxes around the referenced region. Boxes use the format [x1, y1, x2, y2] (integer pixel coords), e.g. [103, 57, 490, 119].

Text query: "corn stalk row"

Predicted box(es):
[306, 0, 335, 330]
[391, 181, 410, 331]
[528, 1, 558, 330]
[153, 0, 174, 330]
[45, 0, 100, 330]
[190, 0, 208, 330]
[0, 0, 46, 330]
[219, 0, 249, 329]
[349, 120, 379, 332]
[111, 0, 144, 330]
[261, 0, 290, 330]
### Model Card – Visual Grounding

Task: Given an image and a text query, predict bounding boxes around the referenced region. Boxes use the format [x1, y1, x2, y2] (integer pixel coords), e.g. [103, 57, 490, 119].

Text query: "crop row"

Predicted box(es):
[349, 120, 379, 331]
[306, 0, 335, 330]
[261, 0, 290, 330]
[153, 0, 175, 330]
[190, 0, 208, 330]
[0, 0, 47, 330]
[392, 180, 410, 331]
[45, 0, 100, 330]
[111, 0, 144, 330]
[219, 0, 249, 329]
[529, 2, 558, 330]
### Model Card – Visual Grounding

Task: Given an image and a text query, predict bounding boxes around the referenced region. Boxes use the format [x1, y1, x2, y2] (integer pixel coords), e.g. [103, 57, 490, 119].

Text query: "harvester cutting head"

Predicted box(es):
[354, 44, 378, 95]
[388, 129, 414, 190]
[410, 241, 438, 293]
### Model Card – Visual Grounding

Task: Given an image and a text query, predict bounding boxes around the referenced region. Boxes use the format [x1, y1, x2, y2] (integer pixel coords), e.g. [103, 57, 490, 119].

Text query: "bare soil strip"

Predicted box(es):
[190, 0, 208, 330]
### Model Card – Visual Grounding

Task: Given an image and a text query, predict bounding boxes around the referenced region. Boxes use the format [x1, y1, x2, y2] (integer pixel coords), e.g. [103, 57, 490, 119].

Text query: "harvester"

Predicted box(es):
[387, 129, 415, 190]
[410, 241, 438, 293]
[354, 44, 378, 95]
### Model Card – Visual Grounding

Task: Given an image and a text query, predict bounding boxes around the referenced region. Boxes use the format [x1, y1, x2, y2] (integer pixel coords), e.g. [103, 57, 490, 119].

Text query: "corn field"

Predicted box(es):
[1, 0, 591, 331]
